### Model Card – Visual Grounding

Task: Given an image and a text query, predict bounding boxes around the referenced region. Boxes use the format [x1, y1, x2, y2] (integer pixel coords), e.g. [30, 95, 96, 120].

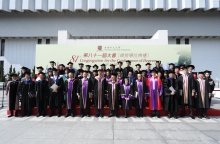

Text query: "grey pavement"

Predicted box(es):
[0, 90, 220, 144]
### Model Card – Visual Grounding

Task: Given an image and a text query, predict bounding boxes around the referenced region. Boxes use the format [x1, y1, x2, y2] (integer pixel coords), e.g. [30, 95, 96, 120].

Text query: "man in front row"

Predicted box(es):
[94, 69, 106, 117]
[77, 71, 93, 117]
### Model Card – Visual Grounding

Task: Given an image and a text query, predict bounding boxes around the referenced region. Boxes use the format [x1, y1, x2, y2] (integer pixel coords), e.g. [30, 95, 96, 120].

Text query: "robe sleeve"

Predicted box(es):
[120, 85, 125, 99]
[18, 82, 24, 96]
[57, 78, 63, 91]
[6, 81, 11, 96]
[77, 80, 82, 96]
[129, 85, 135, 99]
[88, 79, 92, 93]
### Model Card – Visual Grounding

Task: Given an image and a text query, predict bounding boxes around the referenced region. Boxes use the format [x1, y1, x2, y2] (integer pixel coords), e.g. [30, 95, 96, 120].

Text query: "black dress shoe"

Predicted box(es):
[198, 116, 202, 119]
[49, 114, 54, 117]
[65, 114, 69, 118]
[150, 114, 154, 117]
[8, 114, 13, 118]
[116, 115, 119, 118]
[190, 115, 195, 119]
[36, 114, 41, 117]
[87, 115, 90, 117]
[100, 115, 103, 118]
[157, 115, 160, 118]
[203, 115, 210, 119]
[80, 115, 84, 118]
[21, 114, 26, 117]
[95, 114, 99, 118]
[108, 114, 113, 117]
[58, 114, 61, 117]
[168, 114, 171, 118]
[174, 115, 178, 119]
[71, 114, 75, 117]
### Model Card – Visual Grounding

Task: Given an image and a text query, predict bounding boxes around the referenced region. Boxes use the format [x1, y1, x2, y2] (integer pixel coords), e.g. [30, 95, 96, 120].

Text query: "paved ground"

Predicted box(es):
[0, 90, 220, 144]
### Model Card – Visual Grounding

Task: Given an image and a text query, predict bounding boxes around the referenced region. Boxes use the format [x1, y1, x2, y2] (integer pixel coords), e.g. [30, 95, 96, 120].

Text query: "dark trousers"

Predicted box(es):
[181, 104, 194, 116]
[152, 110, 159, 116]
[51, 106, 62, 115]
[197, 108, 207, 116]
[110, 110, 118, 116]
[136, 109, 143, 117]
[80, 108, 90, 116]
[66, 108, 75, 115]
[95, 108, 103, 115]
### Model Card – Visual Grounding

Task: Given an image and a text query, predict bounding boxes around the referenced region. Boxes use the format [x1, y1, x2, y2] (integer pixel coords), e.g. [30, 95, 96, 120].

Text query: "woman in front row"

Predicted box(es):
[120, 78, 134, 118]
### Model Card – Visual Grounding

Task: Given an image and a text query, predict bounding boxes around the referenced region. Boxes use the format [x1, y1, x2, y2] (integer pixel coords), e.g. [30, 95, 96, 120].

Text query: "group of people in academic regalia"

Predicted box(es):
[6, 60, 215, 119]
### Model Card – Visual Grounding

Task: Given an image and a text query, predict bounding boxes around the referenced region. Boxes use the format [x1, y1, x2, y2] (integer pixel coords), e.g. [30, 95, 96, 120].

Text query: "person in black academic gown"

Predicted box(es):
[93, 69, 107, 117]
[162, 70, 168, 109]
[153, 61, 164, 75]
[77, 71, 93, 117]
[121, 78, 134, 118]
[164, 71, 179, 119]
[115, 61, 123, 75]
[49, 68, 64, 117]
[48, 61, 56, 73]
[65, 70, 78, 117]
[195, 72, 211, 119]
[6, 73, 20, 117]
[58, 64, 65, 75]
[134, 73, 148, 117]
[19, 66, 28, 81]
[93, 64, 98, 71]
[35, 72, 49, 117]
[178, 67, 195, 119]
[204, 70, 215, 106]
[174, 66, 181, 79]
[134, 64, 141, 78]
[123, 60, 133, 78]
[107, 73, 120, 117]
[18, 72, 35, 117]
[75, 63, 84, 79]
[169, 63, 175, 72]
[110, 64, 116, 74]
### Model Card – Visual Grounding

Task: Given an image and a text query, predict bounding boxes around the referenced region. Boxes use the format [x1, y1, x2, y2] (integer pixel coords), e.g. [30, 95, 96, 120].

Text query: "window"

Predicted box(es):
[46, 39, 50, 44]
[38, 39, 42, 44]
[0, 39, 5, 56]
[185, 39, 189, 44]
[176, 39, 180, 44]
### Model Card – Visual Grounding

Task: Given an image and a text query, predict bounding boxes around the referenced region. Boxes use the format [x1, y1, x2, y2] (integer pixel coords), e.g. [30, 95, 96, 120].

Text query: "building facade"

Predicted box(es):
[0, 0, 220, 80]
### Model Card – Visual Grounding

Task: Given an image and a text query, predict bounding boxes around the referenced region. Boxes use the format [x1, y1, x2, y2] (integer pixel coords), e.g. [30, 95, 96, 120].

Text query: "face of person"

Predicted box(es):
[59, 66, 63, 70]
[65, 70, 69, 74]
[188, 67, 193, 72]
[94, 67, 98, 70]
[137, 74, 142, 80]
[183, 69, 187, 75]
[128, 72, 133, 77]
[80, 72, 83, 76]
[170, 65, 174, 69]
[151, 72, 156, 77]
[49, 72, 52, 76]
[126, 62, 130, 67]
[68, 73, 74, 78]
[93, 72, 97, 76]
[86, 67, 90, 71]
[205, 73, 210, 78]
[40, 74, 45, 80]
[111, 75, 116, 81]
[79, 65, 83, 69]
[117, 72, 121, 77]
[124, 79, 129, 85]
[83, 72, 88, 78]
[69, 64, 73, 68]
[118, 63, 122, 67]
[12, 76, 17, 81]
[22, 69, 26, 74]
[98, 71, 102, 76]
[25, 74, 30, 79]
[169, 73, 174, 78]
[198, 74, 204, 79]
[146, 65, 150, 69]
[158, 73, 162, 78]
[37, 69, 43, 73]
[156, 62, 160, 67]
[101, 66, 105, 70]
[175, 68, 179, 73]
[164, 73, 167, 77]
[136, 66, 140, 70]
[50, 63, 54, 67]
[106, 72, 110, 76]
[53, 71, 58, 76]
[142, 72, 146, 77]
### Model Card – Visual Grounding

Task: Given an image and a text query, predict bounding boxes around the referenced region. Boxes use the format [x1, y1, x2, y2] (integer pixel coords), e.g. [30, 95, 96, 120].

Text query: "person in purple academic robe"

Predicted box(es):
[94, 69, 107, 117]
[77, 71, 93, 117]
[6, 73, 20, 117]
[145, 63, 152, 78]
[107, 73, 120, 117]
[134, 73, 148, 117]
[65, 70, 78, 117]
[146, 70, 163, 118]
[121, 78, 134, 118]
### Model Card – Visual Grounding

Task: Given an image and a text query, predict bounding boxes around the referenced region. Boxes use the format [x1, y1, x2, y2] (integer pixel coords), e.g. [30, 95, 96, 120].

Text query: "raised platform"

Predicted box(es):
[7, 106, 220, 116]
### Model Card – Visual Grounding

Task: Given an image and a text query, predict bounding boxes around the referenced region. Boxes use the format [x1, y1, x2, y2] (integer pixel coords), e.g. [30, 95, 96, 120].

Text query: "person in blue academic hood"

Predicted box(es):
[127, 70, 135, 86]
[18, 71, 35, 117]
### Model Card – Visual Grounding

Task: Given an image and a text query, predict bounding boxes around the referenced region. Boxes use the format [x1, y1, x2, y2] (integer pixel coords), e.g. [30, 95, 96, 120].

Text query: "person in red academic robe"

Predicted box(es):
[146, 69, 163, 118]
[32, 66, 44, 82]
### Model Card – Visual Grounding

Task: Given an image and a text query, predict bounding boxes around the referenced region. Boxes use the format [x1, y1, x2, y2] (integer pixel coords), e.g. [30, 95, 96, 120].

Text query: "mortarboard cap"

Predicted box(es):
[135, 64, 141, 67]
[36, 66, 44, 70]
[67, 62, 73, 65]
[145, 63, 152, 66]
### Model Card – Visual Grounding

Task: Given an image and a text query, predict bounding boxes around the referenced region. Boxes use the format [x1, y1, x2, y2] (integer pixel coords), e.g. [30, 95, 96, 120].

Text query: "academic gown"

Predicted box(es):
[77, 78, 93, 109]
[134, 70, 141, 78]
[134, 80, 148, 109]
[164, 78, 179, 112]
[195, 79, 211, 109]
[153, 66, 164, 74]
[6, 80, 20, 110]
[205, 78, 215, 105]
[178, 74, 195, 106]
[32, 73, 40, 82]
[18, 79, 35, 111]
[123, 67, 133, 78]
[49, 76, 64, 109]
[107, 81, 120, 111]
[115, 68, 124, 73]
[120, 84, 134, 110]
[35, 80, 49, 112]
[145, 69, 152, 78]
[162, 77, 168, 108]
[93, 77, 106, 110]
[65, 78, 78, 110]
[58, 70, 65, 75]
[146, 77, 163, 110]
[75, 69, 83, 79]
